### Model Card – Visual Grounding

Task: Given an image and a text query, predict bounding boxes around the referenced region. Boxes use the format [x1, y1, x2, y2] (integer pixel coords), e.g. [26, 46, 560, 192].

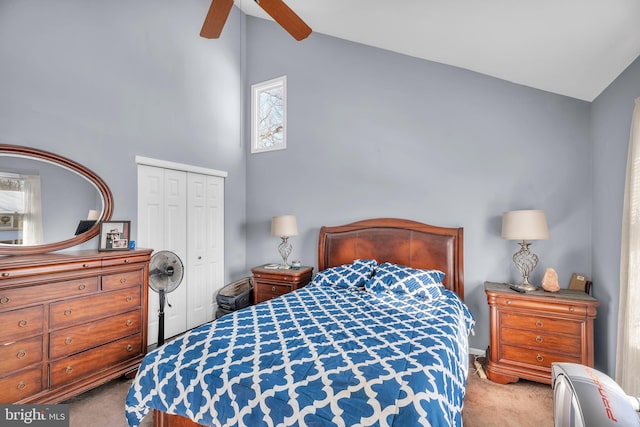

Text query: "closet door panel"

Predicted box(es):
[138, 166, 187, 346]
[186, 174, 224, 329]
[160, 169, 188, 341]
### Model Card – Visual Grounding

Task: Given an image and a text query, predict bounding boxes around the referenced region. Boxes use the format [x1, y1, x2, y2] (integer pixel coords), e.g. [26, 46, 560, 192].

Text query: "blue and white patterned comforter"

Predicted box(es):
[125, 282, 475, 427]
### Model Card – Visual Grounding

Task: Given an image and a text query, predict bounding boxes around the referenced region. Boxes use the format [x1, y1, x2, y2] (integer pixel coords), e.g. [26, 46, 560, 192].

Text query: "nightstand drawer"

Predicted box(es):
[501, 327, 581, 354]
[500, 312, 581, 335]
[501, 345, 581, 368]
[256, 283, 292, 300]
[494, 295, 590, 317]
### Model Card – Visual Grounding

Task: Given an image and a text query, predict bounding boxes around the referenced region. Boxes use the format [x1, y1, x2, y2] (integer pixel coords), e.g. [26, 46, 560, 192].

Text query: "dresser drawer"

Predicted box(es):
[50, 309, 142, 359]
[256, 282, 292, 300]
[500, 312, 581, 335]
[0, 259, 101, 280]
[0, 277, 99, 310]
[0, 305, 44, 341]
[0, 336, 43, 373]
[501, 344, 582, 368]
[501, 327, 581, 354]
[50, 287, 141, 329]
[50, 334, 142, 387]
[102, 269, 144, 291]
[0, 366, 43, 403]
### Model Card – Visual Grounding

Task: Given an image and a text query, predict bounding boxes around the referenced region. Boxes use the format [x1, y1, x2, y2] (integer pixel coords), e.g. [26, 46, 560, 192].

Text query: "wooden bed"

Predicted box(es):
[151, 218, 464, 427]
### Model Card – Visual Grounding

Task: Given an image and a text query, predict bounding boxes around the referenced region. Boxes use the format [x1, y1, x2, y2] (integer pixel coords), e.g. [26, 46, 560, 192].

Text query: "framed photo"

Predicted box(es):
[251, 75, 287, 154]
[0, 214, 14, 229]
[99, 220, 131, 251]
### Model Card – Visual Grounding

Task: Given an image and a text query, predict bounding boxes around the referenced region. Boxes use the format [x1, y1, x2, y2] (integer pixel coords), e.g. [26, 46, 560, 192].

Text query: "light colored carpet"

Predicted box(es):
[66, 357, 553, 426]
[463, 357, 554, 427]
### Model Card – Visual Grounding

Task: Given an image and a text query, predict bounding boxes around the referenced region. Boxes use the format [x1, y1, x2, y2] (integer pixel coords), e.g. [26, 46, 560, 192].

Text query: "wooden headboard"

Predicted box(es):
[318, 218, 464, 299]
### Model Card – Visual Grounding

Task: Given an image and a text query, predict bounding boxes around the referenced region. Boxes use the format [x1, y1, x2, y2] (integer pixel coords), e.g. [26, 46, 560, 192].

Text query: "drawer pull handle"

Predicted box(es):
[536, 354, 544, 362]
[1, 272, 10, 277]
[64, 309, 73, 316]
[126, 344, 134, 352]
[535, 336, 543, 343]
[126, 319, 133, 326]
[78, 283, 86, 290]
[17, 382, 26, 391]
[82, 263, 89, 268]
[120, 277, 127, 284]
[18, 319, 28, 328]
[65, 337, 73, 345]
[65, 366, 73, 374]
[535, 320, 543, 328]
[506, 300, 512, 305]
[271, 286, 276, 292]
[124, 259, 130, 263]
[16, 350, 27, 359]
[569, 307, 575, 312]
[0, 296, 10, 304]
[125, 296, 133, 303]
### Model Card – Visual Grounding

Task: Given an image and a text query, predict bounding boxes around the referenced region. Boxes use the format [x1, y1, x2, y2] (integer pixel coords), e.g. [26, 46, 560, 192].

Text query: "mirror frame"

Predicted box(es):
[0, 144, 113, 255]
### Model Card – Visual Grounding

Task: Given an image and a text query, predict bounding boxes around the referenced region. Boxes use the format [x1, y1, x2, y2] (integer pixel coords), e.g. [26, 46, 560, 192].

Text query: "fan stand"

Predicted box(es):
[158, 289, 169, 346]
[156, 265, 174, 346]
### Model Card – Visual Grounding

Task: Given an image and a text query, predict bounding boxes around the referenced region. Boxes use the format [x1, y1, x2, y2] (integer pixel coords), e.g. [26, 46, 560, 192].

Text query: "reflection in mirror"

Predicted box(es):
[0, 145, 113, 255]
[0, 157, 103, 245]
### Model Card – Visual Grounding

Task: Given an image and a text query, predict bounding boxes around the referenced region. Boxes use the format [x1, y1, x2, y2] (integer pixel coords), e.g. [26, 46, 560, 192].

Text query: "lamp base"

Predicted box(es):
[514, 282, 538, 292]
[277, 264, 291, 269]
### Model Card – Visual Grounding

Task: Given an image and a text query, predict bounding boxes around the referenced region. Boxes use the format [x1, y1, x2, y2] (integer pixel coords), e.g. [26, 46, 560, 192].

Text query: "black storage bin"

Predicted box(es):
[216, 277, 253, 319]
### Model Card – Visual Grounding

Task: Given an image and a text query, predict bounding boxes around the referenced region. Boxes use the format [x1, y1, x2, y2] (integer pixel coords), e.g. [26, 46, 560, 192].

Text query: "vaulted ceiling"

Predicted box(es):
[236, 0, 640, 101]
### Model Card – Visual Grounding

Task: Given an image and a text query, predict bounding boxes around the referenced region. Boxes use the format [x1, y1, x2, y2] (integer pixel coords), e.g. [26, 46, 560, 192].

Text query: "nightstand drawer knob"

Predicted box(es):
[506, 300, 512, 305]
[271, 286, 276, 292]
[535, 335, 543, 343]
[535, 320, 543, 328]
[536, 354, 544, 362]
[569, 307, 575, 312]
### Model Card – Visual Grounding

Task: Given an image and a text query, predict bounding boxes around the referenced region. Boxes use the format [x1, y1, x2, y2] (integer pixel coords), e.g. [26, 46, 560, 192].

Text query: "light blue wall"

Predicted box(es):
[2, 1, 638, 376]
[590, 56, 640, 375]
[0, 0, 248, 281]
[245, 18, 593, 355]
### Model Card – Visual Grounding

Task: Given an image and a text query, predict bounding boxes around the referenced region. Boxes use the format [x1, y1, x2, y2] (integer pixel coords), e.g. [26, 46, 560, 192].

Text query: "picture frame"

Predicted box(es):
[251, 75, 287, 154]
[0, 214, 14, 229]
[98, 220, 131, 251]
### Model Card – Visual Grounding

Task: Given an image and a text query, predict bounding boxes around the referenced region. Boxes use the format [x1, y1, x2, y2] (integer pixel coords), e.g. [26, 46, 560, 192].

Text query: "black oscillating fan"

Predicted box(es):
[148, 250, 184, 346]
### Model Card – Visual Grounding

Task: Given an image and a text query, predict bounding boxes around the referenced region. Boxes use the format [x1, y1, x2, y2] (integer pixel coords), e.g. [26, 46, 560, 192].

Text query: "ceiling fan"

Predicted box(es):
[200, 0, 312, 41]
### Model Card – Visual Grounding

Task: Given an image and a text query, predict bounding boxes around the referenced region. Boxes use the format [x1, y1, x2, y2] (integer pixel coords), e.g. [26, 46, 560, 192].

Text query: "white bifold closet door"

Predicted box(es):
[137, 158, 226, 346]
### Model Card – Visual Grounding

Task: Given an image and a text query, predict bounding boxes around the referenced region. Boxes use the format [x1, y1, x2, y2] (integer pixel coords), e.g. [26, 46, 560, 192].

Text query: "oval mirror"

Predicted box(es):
[0, 144, 113, 255]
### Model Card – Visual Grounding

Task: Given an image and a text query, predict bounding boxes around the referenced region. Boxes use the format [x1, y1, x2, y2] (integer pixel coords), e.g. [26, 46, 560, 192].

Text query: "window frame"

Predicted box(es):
[251, 75, 287, 154]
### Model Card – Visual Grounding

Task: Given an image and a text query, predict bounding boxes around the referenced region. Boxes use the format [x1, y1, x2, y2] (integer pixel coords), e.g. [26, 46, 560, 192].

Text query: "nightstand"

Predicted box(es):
[484, 281, 598, 385]
[251, 265, 313, 304]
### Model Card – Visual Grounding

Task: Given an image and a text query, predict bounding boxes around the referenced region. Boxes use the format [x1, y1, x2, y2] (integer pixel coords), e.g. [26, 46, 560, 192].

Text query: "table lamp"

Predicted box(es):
[271, 215, 298, 269]
[502, 209, 549, 291]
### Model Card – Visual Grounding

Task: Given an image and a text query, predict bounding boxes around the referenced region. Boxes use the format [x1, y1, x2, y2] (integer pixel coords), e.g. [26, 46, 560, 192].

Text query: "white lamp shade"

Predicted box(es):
[502, 210, 549, 241]
[271, 215, 298, 237]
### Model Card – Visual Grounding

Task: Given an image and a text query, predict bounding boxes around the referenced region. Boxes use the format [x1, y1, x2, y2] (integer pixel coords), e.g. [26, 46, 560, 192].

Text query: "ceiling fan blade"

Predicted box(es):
[200, 0, 235, 39]
[255, 0, 312, 41]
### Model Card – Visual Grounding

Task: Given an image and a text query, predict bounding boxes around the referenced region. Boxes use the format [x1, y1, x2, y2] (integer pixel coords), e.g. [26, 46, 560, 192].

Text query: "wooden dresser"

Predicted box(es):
[0, 248, 152, 403]
[251, 265, 313, 304]
[484, 281, 598, 385]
